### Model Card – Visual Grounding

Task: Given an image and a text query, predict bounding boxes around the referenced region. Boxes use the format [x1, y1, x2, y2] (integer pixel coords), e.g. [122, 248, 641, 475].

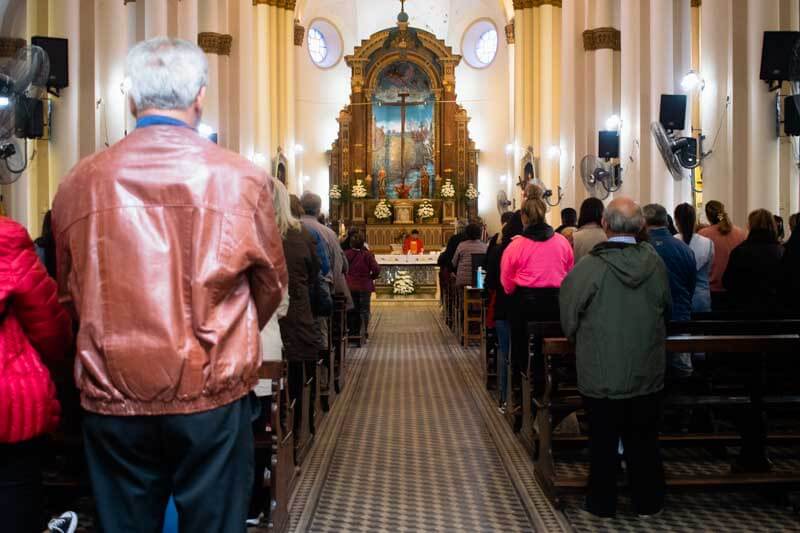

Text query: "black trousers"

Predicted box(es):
[83, 395, 257, 533]
[0, 438, 44, 533]
[583, 392, 665, 517]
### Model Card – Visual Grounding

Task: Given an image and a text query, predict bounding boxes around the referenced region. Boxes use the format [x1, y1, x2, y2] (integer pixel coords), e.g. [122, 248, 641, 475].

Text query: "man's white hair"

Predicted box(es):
[125, 37, 208, 111]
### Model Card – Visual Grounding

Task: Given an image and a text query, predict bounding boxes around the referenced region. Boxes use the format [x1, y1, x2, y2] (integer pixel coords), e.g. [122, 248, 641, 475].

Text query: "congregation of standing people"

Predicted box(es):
[4, 34, 800, 532]
[476, 185, 800, 518]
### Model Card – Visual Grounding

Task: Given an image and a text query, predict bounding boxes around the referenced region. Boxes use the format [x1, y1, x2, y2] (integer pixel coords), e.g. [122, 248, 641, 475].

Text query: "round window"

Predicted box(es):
[307, 19, 343, 69]
[462, 20, 500, 69]
[307, 28, 328, 64]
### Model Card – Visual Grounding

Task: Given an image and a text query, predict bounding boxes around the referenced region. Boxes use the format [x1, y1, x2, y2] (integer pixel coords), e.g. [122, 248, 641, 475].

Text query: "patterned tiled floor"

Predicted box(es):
[303, 305, 539, 532]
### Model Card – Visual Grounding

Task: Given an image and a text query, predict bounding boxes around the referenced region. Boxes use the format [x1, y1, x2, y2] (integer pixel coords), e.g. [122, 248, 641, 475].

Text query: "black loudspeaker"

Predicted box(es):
[760, 31, 800, 81]
[598, 130, 620, 159]
[785, 95, 800, 136]
[31, 36, 69, 90]
[14, 96, 44, 139]
[659, 94, 687, 131]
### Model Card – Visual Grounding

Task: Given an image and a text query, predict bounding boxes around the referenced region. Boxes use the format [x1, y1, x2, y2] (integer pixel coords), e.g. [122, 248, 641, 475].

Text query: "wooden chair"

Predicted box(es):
[332, 294, 348, 394]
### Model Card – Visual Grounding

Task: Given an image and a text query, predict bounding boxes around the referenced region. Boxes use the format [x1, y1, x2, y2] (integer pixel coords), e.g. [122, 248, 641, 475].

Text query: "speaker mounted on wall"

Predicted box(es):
[760, 31, 800, 83]
[31, 36, 69, 93]
[598, 130, 620, 160]
[659, 95, 687, 131]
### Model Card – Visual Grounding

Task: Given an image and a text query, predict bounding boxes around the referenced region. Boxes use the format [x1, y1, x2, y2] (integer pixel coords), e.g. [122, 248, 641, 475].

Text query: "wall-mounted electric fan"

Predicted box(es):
[579, 155, 621, 200]
[0, 45, 50, 184]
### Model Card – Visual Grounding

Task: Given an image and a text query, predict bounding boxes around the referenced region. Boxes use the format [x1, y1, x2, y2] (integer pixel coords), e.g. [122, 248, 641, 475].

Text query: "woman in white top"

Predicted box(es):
[674, 203, 715, 313]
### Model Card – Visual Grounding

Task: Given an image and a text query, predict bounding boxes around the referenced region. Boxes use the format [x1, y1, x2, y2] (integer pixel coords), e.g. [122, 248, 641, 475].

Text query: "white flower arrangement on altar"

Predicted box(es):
[441, 179, 455, 199]
[465, 183, 479, 201]
[329, 184, 342, 200]
[374, 199, 392, 220]
[351, 179, 367, 198]
[393, 271, 415, 295]
[417, 199, 435, 220]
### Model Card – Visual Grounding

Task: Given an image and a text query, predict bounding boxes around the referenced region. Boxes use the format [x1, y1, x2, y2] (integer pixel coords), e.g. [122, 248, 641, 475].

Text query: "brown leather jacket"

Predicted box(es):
[52, 124, 288, 416]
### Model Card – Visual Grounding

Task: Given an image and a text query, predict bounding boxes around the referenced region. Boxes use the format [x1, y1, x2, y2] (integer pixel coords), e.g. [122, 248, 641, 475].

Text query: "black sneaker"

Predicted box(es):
[48, 511, 78, 533]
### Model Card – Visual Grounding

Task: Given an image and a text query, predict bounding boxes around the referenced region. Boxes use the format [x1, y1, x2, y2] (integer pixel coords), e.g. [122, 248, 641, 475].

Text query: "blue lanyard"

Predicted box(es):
[135, 115, 192, 129]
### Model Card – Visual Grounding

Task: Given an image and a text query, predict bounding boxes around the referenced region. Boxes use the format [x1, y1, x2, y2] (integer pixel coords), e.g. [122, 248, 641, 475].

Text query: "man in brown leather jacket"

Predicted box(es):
[52, 37, 287, 533]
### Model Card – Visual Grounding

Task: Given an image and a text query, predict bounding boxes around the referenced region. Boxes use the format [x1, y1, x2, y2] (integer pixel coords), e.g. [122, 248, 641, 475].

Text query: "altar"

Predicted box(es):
[327, 3, 479, 250]
[374, 252, 440, 300]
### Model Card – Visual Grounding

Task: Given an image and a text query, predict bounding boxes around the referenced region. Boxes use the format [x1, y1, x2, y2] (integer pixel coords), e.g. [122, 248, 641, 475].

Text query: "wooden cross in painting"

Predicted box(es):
[378, 91, 425, 198]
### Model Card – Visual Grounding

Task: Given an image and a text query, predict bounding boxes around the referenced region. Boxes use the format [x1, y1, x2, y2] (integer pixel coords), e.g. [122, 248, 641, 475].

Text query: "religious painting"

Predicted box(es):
[371, 61, 435, 199]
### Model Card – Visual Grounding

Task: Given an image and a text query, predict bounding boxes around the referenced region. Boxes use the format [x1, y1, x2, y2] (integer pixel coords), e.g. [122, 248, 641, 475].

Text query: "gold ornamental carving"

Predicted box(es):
[505, 20, 515, 45]
[513, 0, 562, 9]
[252, 0, 296, 8]
[583, 27, 621, 51]
[0, 38, 25, 58]
[691, 0, 701, 6]
[294, 20, 305, 46]
[197, 32, 233, 56]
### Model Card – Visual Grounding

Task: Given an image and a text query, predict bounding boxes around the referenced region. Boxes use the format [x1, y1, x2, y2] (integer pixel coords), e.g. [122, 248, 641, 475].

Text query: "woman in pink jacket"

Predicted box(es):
[500, 196, 574, 425]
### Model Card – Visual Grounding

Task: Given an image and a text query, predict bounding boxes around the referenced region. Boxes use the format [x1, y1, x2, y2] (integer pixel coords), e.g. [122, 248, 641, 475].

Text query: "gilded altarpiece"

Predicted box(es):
[328, 14, 479, 252]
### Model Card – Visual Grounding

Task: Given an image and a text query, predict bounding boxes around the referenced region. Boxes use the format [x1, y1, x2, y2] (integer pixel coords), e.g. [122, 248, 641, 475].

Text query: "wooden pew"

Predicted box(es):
[332, 294, 348, 394]
[534, 334, 800, 507]
[256, 361, 294, 533]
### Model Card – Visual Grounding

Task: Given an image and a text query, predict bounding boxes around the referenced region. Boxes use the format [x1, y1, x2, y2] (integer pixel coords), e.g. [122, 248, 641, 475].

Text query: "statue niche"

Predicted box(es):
[327, 5, 479, 251]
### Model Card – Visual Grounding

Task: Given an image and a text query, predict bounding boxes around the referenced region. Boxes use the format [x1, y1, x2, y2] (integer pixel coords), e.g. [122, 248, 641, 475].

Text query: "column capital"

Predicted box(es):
[294, 21, 305, 46]
[691, 0, 701, 6]
[197, 32, 233, 56]
[0, 37, 25, 58]
[513, 0, 562, 9]
[505, 20, 515, 44]
[583, 27, 621, 51]
[252, 0, 297, 9]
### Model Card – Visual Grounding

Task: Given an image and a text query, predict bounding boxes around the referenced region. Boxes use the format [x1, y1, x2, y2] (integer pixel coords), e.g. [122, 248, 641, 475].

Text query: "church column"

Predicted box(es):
[560, 0, 588, 208]
[742, 0, 780, 216]
[699, 0, 734, 220]
[252, 1, 297, 189]
[95, 0, 136, 151]
[581, 0, 620, 202]
[512, 0, 562, 215]
[538, 2, 562, 221]
[619, 0, 643, 201]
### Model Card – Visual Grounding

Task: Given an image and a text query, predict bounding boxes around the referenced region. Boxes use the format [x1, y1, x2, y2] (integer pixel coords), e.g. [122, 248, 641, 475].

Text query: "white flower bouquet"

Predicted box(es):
[329, 184, 342, 200]
[374, 199, 392, 220]
[465, 183, 479, 201]
[441, 179, 455, 199]
[417, 200, 435, 220]
[393, 271, 415, 295]
[351, 179, 367, 198]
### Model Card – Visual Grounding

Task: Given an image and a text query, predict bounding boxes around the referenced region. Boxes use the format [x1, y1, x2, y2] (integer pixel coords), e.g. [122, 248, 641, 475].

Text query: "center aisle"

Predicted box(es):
[294, 304, 558, 532]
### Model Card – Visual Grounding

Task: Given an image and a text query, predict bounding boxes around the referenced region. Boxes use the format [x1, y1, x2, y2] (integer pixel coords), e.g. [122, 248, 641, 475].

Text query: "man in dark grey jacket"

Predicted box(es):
[559, 197, 671, 518]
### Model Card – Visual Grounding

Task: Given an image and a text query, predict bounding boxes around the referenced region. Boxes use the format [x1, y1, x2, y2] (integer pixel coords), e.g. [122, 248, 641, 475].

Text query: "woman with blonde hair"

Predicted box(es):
[698, 200, 747, 309]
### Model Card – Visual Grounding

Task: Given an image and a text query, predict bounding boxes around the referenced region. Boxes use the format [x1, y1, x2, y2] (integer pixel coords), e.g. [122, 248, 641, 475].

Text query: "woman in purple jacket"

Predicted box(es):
[344, 231, 381, 339]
